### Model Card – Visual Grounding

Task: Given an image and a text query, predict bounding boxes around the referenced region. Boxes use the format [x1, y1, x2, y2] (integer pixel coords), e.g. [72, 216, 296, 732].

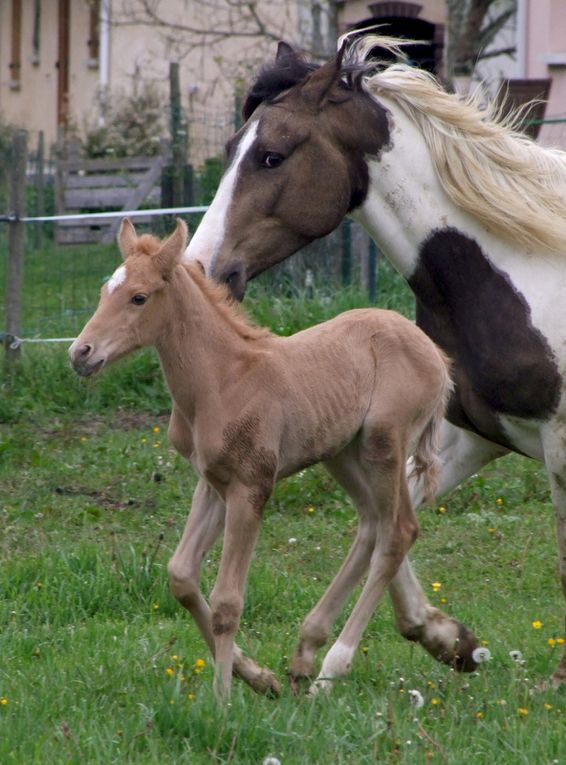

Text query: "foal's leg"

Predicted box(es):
[209, 482, 268, 699]
[290, 448, 378, 688]
[168, 478, 280, 696]
[311, 437, 418, 694]
[389, 421, 508, 670]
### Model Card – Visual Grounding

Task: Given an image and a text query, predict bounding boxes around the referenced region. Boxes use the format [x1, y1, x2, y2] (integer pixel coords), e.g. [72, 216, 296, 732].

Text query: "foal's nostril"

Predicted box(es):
[78, 343, 93, 359]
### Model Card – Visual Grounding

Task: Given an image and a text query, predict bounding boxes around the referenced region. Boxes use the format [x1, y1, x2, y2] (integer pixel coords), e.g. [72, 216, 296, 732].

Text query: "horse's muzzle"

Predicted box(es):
[69, 341, 105, 377]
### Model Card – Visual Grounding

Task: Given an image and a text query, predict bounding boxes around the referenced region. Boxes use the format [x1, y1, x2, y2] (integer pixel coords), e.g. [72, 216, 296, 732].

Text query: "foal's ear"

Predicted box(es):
[276, 41, 299, 65]
[118, 218, 138, 260]
[301, 43, 346, 108]
[155, 218, 189, 278]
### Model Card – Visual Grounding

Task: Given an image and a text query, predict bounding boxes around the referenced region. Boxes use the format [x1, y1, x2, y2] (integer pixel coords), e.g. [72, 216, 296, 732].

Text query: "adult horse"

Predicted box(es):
[184, 35, 566, 688]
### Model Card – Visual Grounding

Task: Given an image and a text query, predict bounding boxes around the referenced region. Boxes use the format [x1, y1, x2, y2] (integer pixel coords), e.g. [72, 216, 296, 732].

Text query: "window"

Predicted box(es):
[9, 0, 22, 90]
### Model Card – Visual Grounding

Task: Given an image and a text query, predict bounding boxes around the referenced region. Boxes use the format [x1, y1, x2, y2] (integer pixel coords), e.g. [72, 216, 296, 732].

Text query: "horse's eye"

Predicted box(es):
[262, 152, 284, 169]
[131, 294, 147, 306]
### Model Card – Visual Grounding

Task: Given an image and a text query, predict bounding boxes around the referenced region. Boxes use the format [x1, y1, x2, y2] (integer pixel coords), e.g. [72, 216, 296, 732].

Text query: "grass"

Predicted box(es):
[1, 255, 565, 763]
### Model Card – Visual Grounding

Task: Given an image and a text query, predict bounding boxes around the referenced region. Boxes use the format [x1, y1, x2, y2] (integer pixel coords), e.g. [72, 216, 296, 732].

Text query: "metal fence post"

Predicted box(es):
[4, 129, 28, 365]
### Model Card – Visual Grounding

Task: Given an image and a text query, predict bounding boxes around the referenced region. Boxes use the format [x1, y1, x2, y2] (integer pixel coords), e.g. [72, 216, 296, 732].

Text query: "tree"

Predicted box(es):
[445, 0, 516, 82]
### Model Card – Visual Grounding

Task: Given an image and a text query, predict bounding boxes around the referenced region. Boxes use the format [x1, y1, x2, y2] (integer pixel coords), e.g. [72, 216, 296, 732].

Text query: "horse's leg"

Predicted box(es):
[389, 421, 508, 669]
[541, 428, 566, 688]
[209, 482, 268, 700]
[310, 434, 418, 694]
[289, 448, 378, 689]
[168, 478, 280, 696]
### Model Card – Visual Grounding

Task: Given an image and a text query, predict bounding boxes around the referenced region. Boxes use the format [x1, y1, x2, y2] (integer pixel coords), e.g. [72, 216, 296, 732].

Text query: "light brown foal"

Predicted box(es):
[70, 218, 452, 699]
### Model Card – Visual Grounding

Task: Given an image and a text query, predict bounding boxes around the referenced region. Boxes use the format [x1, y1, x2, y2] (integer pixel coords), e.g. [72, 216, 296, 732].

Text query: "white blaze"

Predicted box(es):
[183, 120, 259, 274]
[107, 264, 127, 294]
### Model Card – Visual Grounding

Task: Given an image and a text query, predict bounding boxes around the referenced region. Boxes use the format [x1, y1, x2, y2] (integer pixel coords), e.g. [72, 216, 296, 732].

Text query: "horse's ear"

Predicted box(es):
[276, 41, 299, 65]
[301, 43, 346, 108]
[155, 218, 188, 278]
[118, 218, 138, 260]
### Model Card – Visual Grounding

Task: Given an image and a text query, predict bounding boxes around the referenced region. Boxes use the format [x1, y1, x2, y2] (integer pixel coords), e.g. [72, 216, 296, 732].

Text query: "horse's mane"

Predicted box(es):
[343, 35, 566, 253]
[184, 263, 270, 342]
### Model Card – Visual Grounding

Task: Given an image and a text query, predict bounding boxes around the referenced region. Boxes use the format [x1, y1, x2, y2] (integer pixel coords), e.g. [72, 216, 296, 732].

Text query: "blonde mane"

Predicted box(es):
[344, 35, 566, 253]
[184, 262, 270, 342]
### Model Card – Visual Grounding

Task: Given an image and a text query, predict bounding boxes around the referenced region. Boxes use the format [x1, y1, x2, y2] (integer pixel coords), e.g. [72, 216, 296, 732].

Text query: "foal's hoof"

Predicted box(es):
[248, 668, 282, 697]
[288, 672, 313, 696]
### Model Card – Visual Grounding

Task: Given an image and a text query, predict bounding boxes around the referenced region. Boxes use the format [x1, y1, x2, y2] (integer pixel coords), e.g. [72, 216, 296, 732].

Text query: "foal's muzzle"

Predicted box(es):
[69, 341, 105, 377]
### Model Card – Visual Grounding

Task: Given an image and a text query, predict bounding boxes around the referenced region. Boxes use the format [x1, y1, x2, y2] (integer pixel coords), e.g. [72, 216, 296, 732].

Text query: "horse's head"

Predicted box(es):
[185, 42, 391, 299]
[69, 218, 188, 377]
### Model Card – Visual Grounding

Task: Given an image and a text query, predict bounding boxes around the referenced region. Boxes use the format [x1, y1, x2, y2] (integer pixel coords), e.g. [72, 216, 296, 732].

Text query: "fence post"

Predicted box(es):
[169, 61, 185, 207]
[4, 129, 28, 366]
[368, 238, 378, 303]
[34, 130, 45, 250]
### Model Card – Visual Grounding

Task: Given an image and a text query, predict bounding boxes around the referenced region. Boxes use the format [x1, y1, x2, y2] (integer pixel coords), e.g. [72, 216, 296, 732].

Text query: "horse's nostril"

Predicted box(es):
[79, 343, 93, 359]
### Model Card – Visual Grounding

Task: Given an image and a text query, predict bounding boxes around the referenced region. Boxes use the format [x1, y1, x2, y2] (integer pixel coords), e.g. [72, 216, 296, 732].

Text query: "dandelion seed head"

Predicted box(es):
[408, 689, 424, 709]
[472, 647, 491, 664]
[509, 650, 523, 662]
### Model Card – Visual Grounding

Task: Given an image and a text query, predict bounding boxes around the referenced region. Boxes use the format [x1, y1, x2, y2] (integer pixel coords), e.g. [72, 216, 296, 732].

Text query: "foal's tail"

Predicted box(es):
[411, 350, 453, 505]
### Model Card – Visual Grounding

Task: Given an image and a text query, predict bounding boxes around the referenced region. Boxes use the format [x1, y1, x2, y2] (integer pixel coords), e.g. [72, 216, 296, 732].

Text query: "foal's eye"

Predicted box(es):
[131, 294, 147, 306]
[262, 152, 284, 169]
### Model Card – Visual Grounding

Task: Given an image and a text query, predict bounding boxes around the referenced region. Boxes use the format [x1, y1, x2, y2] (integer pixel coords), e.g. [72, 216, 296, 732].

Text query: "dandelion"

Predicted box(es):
[194, 658, 206, 669]
[172, 655, 179, 661]
[544, 703, 553, 711]
[488, 527, 495, 534]
[262, 758, 281, 765]
[472, 647, 491, 664]
[437, 505, 446, 514]
[475, 711, 485, 719]
[481, 640, 489, 647]
[509, 650, 523, 662]
[152, 603, 160, 611]
[361, 646, 369, 654]
[306, 505, 315, 513]
[495, 497, 504, 506]
[517, 707, 529, 717]
[557, 637, 565, 645]
[548, 638, 556, 647]
[431, 698, 440, 706]
[408, 689, 424, 709]
[165, 667, 175, 677]
[153, 441, 161, 448]
[0, 697, 7, 706]
[431, 582, 442, 592]
[188, 693, 196, 701]
[440, 596, 448, 604]
[531, 620, 543, 630]
[153, 426, 160, 433]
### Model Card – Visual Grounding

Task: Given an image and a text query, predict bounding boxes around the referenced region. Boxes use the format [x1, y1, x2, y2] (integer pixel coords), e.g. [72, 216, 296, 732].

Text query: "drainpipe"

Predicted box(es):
[516, 0, 528, 78]
[99, 0, 111, 125]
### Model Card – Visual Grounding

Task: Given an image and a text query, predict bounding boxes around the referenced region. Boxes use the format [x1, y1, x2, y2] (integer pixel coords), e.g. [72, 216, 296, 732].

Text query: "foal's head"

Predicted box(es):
[185, 41, 391, 298]
[69, 218, 188, 377]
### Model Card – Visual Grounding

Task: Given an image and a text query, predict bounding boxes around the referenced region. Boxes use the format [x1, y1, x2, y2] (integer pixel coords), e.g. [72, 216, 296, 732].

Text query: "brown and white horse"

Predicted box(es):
[184, 35, 566, 688]
[70, 218, 452, 698]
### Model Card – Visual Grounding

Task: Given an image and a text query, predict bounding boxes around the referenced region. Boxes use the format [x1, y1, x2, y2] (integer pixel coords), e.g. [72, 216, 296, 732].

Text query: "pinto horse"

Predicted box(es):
[184, 35, 566, 688]
[70, 218, 452, 697]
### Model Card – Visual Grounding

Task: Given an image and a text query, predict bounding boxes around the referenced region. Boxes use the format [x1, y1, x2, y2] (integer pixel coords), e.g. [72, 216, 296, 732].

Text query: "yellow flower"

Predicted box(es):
[488, 527, 495, 534]
[165, 667, 174, 677]
[517, 707, 529, 717]
[187, 693, 196, 701]
[153, 441, 161, 448]
[306, 506, 315, 513]
[475, 711, 484, 719]
[532, 620, 543, 630]
[557, 637, 565, 645]
[548, 638, 556, 647]
[544, 703, 553, 711]
[437, 505, 446, 514]
[152, 603, 160, 611]
[431, 698, 440, 706]
[172, 655, 179, 661]
[153, 426, 160, 433]
[431, 582, 442, 592]
[481, 640, 489, 647]
[440, 596, 448, 604]
[361, 646, 369, 654]
[194, 658, 206, 669]
[141, 437, 147, 444]
[495, 497, 504, 506]
[80, 436, 88, 442]
[0, 697, 7, 706]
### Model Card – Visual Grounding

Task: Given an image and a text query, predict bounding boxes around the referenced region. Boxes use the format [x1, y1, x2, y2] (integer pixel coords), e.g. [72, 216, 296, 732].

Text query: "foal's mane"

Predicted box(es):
[246, 35, 566, 253]
[183, 263, 270, 342]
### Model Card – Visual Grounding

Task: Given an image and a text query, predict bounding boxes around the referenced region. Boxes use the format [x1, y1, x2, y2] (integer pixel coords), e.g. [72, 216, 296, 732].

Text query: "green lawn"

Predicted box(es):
[1, 262, 565, 763]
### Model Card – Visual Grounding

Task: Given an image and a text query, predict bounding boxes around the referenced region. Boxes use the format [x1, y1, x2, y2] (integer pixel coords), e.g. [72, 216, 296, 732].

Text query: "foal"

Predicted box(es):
[70, 219, 453, 698]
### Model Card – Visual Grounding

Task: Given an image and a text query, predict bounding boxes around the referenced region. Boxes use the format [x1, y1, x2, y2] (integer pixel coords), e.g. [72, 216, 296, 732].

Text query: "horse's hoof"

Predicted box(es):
[249, 668, 281, 697]
[288, 672, 313, 696]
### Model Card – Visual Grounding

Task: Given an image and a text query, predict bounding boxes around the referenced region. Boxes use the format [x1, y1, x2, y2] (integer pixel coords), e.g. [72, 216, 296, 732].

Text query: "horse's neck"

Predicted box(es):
[155, 268, 251, 419]
[352, 101, 478, 278]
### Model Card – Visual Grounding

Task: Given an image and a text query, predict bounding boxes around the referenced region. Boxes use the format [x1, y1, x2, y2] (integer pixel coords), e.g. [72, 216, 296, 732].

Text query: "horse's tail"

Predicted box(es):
[411, 350, 452, 505]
